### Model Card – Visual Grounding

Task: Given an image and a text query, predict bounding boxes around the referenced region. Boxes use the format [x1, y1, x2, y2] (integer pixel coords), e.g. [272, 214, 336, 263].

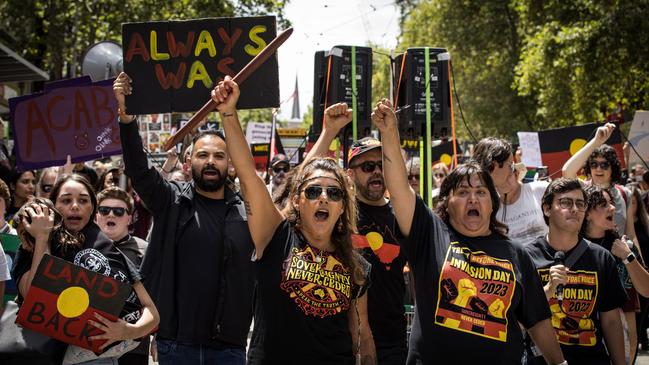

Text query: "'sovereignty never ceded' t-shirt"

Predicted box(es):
[401, 197, 550, 365]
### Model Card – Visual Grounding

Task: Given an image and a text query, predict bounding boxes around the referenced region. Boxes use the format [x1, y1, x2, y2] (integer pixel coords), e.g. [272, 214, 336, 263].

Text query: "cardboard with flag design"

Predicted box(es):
[16, 254, 131, 354]
[537, 123, 624, 178]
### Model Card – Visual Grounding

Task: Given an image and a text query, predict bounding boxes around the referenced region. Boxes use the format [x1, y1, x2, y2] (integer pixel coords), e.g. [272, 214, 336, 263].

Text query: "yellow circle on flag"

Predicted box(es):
[366, 232, 383, 251]
[440, 153, 452, 166]
[569, 139, 587, 156]
[57, 286, 90, 318]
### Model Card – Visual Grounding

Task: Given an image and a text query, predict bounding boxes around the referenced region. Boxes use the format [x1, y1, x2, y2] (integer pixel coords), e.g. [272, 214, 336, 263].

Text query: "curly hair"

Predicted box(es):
[15, 197, 84, 254]
[434, 162, 508, 236]
[580, 184, 615, 237]
[281, 157, 366, 286]
[583, 145, 622, 184]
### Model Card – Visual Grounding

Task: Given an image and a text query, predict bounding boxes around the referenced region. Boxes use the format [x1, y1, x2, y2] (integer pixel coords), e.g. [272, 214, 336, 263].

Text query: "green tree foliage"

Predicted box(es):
[0, 0, 288, 81]
[369, 43, 393, 104]
[399, 0, 649, 139]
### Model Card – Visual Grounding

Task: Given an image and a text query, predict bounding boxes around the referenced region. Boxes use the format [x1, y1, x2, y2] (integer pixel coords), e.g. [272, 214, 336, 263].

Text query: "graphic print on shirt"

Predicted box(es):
[281, 246, 352, 318]
[435, 242, 517, 342]
[538, 268, 598, 346]
[352, 224, 400, 270]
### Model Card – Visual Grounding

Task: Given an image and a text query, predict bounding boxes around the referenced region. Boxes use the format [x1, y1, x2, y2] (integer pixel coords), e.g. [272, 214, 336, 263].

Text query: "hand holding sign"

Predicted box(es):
[113, 73, 135, 124]
[88, 312, 132, 351]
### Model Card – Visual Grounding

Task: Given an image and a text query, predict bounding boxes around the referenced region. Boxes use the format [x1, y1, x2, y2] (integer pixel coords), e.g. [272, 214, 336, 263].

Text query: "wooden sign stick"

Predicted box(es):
[163, 27, 294, 151]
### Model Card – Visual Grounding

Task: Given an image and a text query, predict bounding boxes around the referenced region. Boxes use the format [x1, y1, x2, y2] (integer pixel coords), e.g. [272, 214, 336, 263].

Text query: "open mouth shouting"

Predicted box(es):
[314, 208, 330, 222]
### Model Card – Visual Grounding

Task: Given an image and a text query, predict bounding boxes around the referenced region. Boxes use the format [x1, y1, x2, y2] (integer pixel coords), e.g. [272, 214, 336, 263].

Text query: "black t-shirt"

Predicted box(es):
[353, 200, 407, 352]
[248, 221, 370, 365]
[401, 197, 550, 365]
[12, 223, 143, 322]
[525, 237, 627, 364]
[174, 195, 226, 344]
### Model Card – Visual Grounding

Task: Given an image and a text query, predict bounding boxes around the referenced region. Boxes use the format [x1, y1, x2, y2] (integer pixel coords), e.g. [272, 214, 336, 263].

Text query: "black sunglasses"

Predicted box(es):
[41, 184, 53, 193]
[273, 165, 290, 174]
[589, 161, 610, 170]
[303, 185, 345, 202]
[408, 174, 420, 181]
[97, 206, 127, 217]
[351, 160, 382, 173]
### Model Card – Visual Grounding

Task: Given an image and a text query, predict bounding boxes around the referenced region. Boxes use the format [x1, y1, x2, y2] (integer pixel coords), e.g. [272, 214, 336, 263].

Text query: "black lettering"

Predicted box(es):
[44, 312, 60, 332]
[26, 302, 46, 324]
[63, 317, 79, 337]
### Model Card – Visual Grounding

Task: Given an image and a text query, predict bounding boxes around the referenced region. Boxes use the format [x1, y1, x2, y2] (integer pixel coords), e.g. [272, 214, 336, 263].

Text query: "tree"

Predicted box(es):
[399, 0, 649, 140]
[0, 0, 289, 82]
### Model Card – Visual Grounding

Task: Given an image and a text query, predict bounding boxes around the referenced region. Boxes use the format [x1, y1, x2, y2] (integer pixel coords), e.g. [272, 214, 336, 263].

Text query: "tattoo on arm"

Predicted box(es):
[384, 155, 392, 163]
[244, 200, 252, 216]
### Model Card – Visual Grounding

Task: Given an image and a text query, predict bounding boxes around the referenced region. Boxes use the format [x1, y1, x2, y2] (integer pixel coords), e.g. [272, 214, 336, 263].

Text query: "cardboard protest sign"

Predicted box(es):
[628, 111, 649, 168]
[122, 16, 279, 114]
[1, 233, 20, 304]
[16, 254, 131, 353]
[9, 76, 122, 171]
[517, 131, 543, 168]
[537, 123, 623, 178]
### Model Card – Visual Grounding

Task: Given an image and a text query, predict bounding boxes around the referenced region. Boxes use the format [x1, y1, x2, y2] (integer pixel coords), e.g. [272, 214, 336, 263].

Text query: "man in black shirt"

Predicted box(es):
[525, 178, 626, 365]
[305, 103, 406, 364]
[113, 73, 255, 365]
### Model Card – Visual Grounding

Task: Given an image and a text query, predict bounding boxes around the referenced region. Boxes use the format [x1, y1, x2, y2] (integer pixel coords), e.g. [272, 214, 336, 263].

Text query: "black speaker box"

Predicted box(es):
[312, 46, 373, 140]
[393, 47, 451, 140]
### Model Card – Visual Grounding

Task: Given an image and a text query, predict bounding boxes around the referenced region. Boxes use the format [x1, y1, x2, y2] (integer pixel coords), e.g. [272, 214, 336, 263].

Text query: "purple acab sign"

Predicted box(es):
[9, 76, 122, 171]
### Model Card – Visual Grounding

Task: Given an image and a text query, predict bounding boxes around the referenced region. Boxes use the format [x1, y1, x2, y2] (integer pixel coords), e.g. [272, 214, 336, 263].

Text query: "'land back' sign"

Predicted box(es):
[122, 16, 279, 114]
[16, 254, 130, 353]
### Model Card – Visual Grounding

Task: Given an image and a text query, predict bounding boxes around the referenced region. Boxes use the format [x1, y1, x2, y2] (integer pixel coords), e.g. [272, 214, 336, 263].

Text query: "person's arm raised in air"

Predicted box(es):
[303, 103, 353, 161]
[562, 123, 616, 178]
[371, 98, 416, 237]
[212, 76, 283, 258]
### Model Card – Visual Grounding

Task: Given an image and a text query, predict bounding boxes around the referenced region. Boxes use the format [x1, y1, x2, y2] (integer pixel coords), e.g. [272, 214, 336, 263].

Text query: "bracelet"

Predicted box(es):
[221, 111, 234, 117]
[118, 107, 127, 117]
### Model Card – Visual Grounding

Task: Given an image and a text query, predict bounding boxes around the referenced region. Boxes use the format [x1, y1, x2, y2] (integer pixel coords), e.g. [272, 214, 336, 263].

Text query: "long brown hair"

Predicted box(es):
[281, 157, 365, 285]
[15, 197, 84, 254]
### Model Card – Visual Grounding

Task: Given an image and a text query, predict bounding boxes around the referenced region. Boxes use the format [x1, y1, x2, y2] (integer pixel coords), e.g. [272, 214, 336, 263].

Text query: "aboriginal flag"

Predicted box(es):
[16, 254, 130, 353]
[251, 143, 271, 172]
[431, 140, 461, 167]
[538, 123, 624, 178]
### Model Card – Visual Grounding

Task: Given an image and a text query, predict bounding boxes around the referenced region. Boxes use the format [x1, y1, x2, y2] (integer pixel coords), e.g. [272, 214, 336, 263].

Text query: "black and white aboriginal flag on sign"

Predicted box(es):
[16, 254, 131, 354]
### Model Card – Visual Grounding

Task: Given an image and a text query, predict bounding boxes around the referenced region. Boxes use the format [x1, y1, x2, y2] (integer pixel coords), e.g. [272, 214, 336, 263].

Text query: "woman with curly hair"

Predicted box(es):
[12, 175, 159, 364]
[212, 77, 375, 364]
[563, 123, 636, 238]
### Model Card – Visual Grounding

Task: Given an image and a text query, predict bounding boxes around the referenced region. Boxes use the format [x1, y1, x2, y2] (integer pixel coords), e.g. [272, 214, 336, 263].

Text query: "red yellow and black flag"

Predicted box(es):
[431, 140, 461, 168]
[16, 254, 130, 353]
[538, 123, 624, 178]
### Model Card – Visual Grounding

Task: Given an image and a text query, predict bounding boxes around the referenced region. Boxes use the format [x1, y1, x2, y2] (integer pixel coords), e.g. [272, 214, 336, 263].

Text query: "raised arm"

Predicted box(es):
[371, 99, 416, 237]
[17, 203, 54, 297]
[303, 103, 353, 161]
[562, 123, 616, 178]
[212, 77, 283, 257]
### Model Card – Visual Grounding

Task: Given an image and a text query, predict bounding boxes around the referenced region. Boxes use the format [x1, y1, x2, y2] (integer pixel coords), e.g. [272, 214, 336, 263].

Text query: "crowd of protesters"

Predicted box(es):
[0, 71, 646, 365]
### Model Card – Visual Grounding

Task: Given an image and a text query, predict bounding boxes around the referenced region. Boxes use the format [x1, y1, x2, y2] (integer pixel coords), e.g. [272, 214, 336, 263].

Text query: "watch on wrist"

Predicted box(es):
[623, 252, 636, 265]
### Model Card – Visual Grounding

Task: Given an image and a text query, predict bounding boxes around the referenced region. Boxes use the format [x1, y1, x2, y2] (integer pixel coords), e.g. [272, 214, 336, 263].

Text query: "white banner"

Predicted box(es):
[517, 132, 543, 167]
[628, 111, 649, 168]
[246, 122, 272, 143]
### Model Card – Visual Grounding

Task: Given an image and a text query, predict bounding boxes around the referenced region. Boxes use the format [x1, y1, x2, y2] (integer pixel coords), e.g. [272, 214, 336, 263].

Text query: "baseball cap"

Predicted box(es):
[347, 137, 382, 164]
[270, 154, 290, 167]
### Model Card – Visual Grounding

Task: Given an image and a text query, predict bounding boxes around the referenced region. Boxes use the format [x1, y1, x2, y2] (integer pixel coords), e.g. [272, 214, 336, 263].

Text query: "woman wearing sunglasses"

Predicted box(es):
[371, 99, 565, 365]
[12, 175, 159, 364]
[581, 185, 649, 363]
[563, 122, 636, 239]
[212, 77, 375, 364]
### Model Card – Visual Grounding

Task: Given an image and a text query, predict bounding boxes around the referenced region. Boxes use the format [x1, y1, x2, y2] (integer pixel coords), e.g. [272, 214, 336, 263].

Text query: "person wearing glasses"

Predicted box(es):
[581, 185, 649, 363]
[562, 123, 636, 239]
[114, 73, 255, 365]
[12, 177, 160, 363]
[267, 154, 291, 195]
[371, 99, 565, 365]
[95, 186, 150, 365]
[212, 77, 375, 364]
[304, 103, 408, 364]
[473, 138, 550, 246]
[523, 178, 625, 365]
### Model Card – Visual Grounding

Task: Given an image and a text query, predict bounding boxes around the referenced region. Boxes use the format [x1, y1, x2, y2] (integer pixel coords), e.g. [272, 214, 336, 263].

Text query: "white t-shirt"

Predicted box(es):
[498, 181, 549, 246]
[0, 223, 15, 281]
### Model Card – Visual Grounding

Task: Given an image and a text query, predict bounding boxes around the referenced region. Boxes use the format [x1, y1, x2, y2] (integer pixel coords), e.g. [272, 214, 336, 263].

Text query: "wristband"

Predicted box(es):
[221, 111, 234, 117]
[623, 252, 636, 265]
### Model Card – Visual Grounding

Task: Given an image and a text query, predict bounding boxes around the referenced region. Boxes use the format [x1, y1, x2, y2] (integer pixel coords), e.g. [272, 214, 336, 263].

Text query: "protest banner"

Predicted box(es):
[628, 111, 649, 168]
[16, 254, 130, 353]
[122, 16, 279, 114]
[9, 76, 122, 171]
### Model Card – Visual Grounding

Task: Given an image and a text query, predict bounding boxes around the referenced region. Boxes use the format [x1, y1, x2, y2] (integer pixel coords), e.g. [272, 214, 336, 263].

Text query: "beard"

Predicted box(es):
[192, 164, 227, 192]
[356, 175, 386, 202]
